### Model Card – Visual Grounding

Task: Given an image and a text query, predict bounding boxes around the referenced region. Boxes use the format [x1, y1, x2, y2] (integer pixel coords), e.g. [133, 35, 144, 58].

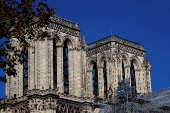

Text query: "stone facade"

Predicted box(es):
[1, 16, 151, 113]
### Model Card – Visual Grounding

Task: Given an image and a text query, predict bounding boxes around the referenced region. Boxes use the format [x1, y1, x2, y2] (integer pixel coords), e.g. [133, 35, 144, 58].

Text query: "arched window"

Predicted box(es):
[103, 61, 107, 100]
[63, 42, 69, 94]
[130, 61, 136, 94]
[92, 62, 98, 96]
[23, 50, 28, 95]
[122, 62, 125, 82]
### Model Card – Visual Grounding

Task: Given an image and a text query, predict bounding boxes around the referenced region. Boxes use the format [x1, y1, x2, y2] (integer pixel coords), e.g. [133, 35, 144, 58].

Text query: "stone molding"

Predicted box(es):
[87, 35, 145, 57]
[29, 20, 80, 37]
[87, 35, 144, 50]
[97, 66, 104, 68]
[26, 89, 93, 103]
[124, 65, 131, 68]
[87, 70, 93, 72]
[87, 44, 109, 57]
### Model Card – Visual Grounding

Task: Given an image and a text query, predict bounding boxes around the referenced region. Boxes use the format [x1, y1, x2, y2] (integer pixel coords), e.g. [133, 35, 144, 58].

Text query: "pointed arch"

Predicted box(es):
[62, 35, 76, 49]
[97, 53, 107, 67]
[121, 53, 130, 66]
[86, 57, 98, 97]
[87, 57, 96, 70]
[130, 55, 141, 69]
[129, 55, 141, 95]
[52, 31, 63, 46]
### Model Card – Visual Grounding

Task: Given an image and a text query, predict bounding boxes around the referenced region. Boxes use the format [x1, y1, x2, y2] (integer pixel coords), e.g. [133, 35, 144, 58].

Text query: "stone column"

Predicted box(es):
[56, 45, 63, 93]
[17, 62, 23, 97]
[86, 70, 93, 97]
[97, 67, 104, 98]
[135, 69, 140, 93]
[72, 49, 82, 97]
[39, 39, 48, 90]
[146, 71, 152, 93]
[106, 60, 113, 101]
[81, 50, 86, 96]
[125, 65, 130, 79]
[28, 41, 35, 90]
[47, 39, 53, 89]
[68, 48, 74, 95]
[5, 74, 10, 99]
[34, 40, 39, 89]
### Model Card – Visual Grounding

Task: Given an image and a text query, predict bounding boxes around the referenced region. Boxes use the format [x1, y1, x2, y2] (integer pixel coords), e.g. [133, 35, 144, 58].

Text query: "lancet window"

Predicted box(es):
[63, 42, 69, 94]
[92, 62, 98, 96]
[23, 50, 28, 95]
[103, 61, 107, 100]
[130, 61, 136, 94]
[122, 62, 125, 82]
[53, 40, 57, 89]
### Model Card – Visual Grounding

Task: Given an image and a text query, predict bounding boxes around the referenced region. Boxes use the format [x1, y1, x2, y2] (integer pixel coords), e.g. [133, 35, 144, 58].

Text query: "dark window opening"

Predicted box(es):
[92, 62, 98, 96]
[122, 62, 125, 82]
[63, 42, 69, 94]
[14, 94, 16, 98]
[130, 62, 136, 95]
[103, 61, 107, 100]
[23, 50, 28, 95]
[53, 39, 57, 89]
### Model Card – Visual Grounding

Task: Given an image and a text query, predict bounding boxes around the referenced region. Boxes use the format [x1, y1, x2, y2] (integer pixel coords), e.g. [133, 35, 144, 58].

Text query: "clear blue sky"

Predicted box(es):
[0, 0, 170, 98]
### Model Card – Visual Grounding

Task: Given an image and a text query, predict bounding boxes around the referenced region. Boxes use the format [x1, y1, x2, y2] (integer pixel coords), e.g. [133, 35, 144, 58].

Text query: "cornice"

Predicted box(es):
[87, 35, 145, 57]
[48, 23, 80, 37]
[29, 21, 80, 37]
[87, 35, 144, 51]
[116, 43, 145, 57]
[86, 42, 145, 57]
[86, 44, 109, 57]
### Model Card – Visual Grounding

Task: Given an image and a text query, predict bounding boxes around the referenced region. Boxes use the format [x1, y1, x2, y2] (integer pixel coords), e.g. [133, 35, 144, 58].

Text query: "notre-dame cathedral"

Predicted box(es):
[1, 16, 151, 113]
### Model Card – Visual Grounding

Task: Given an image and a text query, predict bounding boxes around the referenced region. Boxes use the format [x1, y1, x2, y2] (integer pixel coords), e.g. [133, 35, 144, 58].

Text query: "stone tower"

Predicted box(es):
[1, 16, 151, 113]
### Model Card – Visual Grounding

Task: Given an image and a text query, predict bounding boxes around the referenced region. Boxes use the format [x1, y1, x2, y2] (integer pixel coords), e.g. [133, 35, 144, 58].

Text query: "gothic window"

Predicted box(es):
[103, 61, 107, 100]
[63, 42, 69, 94]
[53, 39, 57, 89]
[92, 62, 98, 96]
[122, 62, 125, 82]
[130, 61, 136, 95]
[23, 50, 28, 95]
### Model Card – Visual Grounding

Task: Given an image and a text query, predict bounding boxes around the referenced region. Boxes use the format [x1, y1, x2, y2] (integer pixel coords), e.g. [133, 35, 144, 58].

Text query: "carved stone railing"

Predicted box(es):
[30, 16, 80, 37]
[26, 89, 93, 103]
[50, 15, 79, 30]
[15, 96, 28, 103]
[58, 92, 93, 103]
[33, 15, 79, 30]
[0, 99, 14, 105]
[27, 88, 58, 95]
[87, 35, 144, 51]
